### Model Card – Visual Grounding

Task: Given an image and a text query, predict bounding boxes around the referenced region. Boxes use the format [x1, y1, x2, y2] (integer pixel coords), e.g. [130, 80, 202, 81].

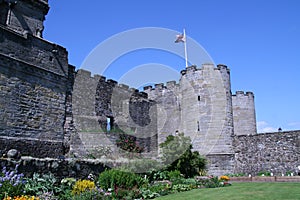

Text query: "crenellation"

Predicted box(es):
[166, 80, 176, 88]
[77, 69, 91, 77]
[246, 91, 254, 97]
[234, 91, 245, 96]
[118, 83, 129, 90]
[129, 88, 139, 93]
[106, 79, 118, 86]
[154, 83, 164, 90]
[186, 65, 197, 72]
[180, 69, 186, 75]
[143, 85, 153, 91]
[93, 74, 105, 81]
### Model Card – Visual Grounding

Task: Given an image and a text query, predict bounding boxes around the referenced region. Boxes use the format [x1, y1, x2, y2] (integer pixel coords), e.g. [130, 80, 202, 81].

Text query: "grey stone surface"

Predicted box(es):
[232, 91, 257, 135]
[234, 131, 300, 175]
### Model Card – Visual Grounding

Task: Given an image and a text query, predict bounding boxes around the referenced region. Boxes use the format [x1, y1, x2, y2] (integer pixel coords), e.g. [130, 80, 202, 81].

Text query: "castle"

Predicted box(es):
[0, 0, 298, 176]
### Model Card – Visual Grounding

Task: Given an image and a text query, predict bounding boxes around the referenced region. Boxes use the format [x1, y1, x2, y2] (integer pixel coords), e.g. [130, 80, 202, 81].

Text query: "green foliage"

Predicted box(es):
[112, 188, 141, 200]
[168, 170, 182, 180]
[159, 133, 207, 178]
[24, 173, 62, 196]
[72, 190, 105, 200]
[140, 188, 161, 199]
[0, 166, 25, 199]
[153, 170, 169, 181]
[98, 169, 144, 190]
[172, 184, 193, 192]
[258, 171, 271, 176]
[147, 181, 172, 197]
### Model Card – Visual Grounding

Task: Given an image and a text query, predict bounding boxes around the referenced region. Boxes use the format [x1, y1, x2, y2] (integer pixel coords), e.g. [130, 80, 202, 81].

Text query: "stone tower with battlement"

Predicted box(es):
[232, 91, 257, 136]
[143, 64, 237, 175]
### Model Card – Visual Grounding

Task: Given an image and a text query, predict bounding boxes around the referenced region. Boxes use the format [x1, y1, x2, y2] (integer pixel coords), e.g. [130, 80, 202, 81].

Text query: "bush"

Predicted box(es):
[98, 169, 144, 190]
[160, 133, 207, 178]
[24, 173, 62, 196]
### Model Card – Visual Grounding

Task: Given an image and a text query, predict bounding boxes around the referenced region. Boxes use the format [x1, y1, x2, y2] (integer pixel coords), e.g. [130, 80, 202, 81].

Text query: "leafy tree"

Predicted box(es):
[159, 133, 206, 178]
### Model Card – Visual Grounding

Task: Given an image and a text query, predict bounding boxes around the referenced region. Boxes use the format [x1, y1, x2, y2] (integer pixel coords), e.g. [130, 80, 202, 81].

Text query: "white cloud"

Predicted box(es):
[257, 121, 278, 133]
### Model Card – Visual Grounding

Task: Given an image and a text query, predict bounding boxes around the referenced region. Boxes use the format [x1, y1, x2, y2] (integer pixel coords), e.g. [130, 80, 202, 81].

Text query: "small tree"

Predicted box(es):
[160, 133, 206, 178]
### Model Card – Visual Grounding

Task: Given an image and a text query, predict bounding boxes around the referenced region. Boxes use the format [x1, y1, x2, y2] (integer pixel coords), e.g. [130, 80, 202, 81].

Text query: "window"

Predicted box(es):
[106, 117, 114, 132]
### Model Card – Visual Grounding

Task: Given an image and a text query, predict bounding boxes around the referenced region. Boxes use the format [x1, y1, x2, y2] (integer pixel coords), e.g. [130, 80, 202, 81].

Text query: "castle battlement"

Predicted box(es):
[233, 91, 254, 97]
[76, 69, 149, 98]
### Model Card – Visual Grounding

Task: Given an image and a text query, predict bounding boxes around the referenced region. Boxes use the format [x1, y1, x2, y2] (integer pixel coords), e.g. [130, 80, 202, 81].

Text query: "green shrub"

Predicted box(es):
[159, 133, 207, 178]
[72, 190, 105, 200]
[152, 170, 169, 181]
[168, 170, 181, 180]
[198, 176, 225, 188]
[24, 173, 62, 196]
[148, 181, 172, 196]
[112, 188, 141, 200]
[98, 169, 144, 190]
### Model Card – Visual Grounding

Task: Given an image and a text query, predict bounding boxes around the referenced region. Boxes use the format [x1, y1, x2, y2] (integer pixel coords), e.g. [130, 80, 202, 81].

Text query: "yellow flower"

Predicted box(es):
[72, 179, 96, 195]
[220, 175, 230, 181]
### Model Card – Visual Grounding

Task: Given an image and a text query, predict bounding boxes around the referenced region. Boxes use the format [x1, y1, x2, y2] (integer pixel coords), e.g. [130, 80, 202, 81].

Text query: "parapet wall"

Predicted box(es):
[234, 130, 300, 175]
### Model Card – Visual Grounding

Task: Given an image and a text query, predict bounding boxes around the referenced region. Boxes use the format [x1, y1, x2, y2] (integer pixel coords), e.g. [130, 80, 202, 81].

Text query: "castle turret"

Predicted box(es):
[232, 91, 257, 135]
[0, 0, 49, 37]
[178, 64, 234, 175]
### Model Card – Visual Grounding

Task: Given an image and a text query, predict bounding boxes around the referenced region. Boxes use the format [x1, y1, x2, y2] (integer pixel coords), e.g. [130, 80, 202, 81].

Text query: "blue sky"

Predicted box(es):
[44, 0, 300, 132]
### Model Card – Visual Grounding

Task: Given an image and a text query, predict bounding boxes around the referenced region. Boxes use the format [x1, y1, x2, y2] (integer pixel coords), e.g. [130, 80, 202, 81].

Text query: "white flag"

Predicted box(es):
[175, 34, 185, 43]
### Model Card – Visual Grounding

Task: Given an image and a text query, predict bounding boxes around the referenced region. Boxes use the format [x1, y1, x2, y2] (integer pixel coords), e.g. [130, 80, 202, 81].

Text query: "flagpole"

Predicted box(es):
[183, 29, 188, 68]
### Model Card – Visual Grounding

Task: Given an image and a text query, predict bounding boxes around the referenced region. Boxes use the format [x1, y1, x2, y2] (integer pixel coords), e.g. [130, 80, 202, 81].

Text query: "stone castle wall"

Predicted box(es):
[234, 130, 300, 175]
[0, 0, 299, 177]
[70, 69, 157, 158]
[0, 24, 73, 158]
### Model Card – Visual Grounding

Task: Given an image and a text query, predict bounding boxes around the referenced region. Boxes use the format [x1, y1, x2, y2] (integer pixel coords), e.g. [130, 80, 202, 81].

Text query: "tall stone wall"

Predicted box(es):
[0, 23, 73, 158]
[234, 131, 300, 175]
[232, 91, 257, 135]
[70, 69, 157, 158]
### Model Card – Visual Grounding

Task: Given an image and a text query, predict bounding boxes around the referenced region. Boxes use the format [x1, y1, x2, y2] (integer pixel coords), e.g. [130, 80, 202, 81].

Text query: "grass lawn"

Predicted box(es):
[155, 182, 300, 200]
